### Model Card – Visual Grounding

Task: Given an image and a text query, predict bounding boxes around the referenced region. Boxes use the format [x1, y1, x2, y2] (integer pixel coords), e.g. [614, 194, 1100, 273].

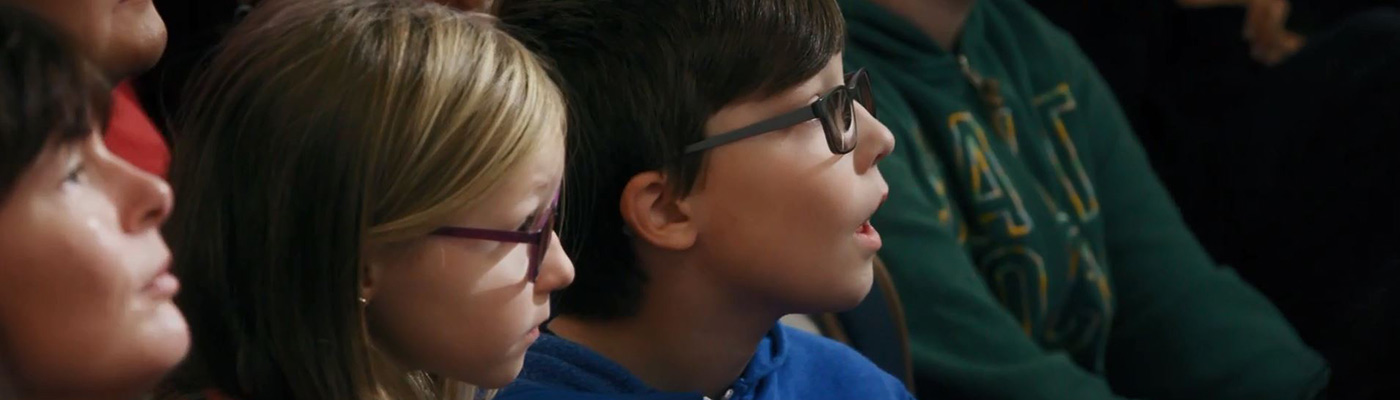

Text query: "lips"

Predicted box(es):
[855, 219, 883, 248]
[853, 191, 888, 250]
[527, 310, 551, 339]
[862, 192, 888, 229]
[142, 261, 179, 298]
[857, 220, 873, 233]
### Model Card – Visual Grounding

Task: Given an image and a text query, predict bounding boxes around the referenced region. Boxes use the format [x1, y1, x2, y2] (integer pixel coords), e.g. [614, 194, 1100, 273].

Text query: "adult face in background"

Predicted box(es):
[4, 0, 167, 80]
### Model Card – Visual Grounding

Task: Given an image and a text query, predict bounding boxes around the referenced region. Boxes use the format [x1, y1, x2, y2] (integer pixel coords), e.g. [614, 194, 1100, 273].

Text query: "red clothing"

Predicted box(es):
[104, 81, 170, 177]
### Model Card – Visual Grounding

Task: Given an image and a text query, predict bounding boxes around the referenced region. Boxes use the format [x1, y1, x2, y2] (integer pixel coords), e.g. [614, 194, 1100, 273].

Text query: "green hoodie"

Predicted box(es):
[840, 0, 1329, 398]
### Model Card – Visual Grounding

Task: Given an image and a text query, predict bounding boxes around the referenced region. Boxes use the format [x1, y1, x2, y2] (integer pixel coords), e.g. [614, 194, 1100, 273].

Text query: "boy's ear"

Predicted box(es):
[619, 171, 697, 251]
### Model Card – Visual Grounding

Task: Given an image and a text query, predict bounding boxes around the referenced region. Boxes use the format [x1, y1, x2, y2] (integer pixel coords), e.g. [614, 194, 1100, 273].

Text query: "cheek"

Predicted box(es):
[0, 211, 152, 390]
[697, 151, 871, 309]
[368, 243, 542, 385]
[703, 150, 854, 251]
[26, 1, 111, 55]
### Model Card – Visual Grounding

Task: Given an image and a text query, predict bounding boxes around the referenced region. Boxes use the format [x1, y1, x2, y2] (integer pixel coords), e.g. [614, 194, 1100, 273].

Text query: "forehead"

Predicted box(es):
[495, 132, 566, 197]
[440, 128, 565, 226]
[526, 130, 566, 183]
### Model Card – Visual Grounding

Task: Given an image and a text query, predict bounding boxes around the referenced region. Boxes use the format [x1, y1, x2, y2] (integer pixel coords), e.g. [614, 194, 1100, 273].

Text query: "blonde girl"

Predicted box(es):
[159, 0, 573, 398]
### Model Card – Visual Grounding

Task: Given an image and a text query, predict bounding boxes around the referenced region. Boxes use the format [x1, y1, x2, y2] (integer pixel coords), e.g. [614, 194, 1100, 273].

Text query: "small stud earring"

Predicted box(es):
[358, 297, 369, 306]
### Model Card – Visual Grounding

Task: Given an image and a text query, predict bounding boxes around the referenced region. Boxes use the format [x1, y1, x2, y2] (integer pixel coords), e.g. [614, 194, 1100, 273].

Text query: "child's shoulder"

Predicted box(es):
[500, 380, 699, 400]
[771, 325, 912, 398]
[775, 324, 895, 378]
[777, 324, 864, 358]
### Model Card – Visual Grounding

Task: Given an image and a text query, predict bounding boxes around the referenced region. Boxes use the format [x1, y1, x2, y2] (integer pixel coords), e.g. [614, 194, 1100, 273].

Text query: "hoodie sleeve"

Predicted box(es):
[1056, 29, 1332, 400]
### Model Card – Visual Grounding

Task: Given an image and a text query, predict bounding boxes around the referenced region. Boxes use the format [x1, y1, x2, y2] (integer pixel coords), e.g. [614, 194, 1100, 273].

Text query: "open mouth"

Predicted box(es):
[853, 192, 888, 250]
[855, 219, 882, 250]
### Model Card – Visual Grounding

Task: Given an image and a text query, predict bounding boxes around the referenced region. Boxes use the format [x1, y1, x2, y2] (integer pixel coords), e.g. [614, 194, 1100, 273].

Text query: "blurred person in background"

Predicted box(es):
[136, 0, 493, 139]
[837, 0, 1328, 398]
[1026, 1, 1400, 396]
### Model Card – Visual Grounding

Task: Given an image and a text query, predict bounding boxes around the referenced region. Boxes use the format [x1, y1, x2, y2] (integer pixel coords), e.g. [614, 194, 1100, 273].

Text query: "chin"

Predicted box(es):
[134, 303, 191, 372]
[125, 36, 168, 76]
[829, 284, 874, 311]
[109, 8, 168, 77]
[825, 260, 877, 311]
[92, 339, 189, 400]
[467, 356, 526, 389]
[779, 257, 875, 313]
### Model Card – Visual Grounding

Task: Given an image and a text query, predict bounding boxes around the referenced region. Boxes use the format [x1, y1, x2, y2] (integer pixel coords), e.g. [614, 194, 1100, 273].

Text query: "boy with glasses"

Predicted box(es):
[492, 1, 912, 399]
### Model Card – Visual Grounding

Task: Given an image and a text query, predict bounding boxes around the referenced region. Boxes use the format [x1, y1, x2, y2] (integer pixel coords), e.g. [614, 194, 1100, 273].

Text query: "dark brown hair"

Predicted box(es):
[494, 0, 846, 320]
[0, 5, 110, 201]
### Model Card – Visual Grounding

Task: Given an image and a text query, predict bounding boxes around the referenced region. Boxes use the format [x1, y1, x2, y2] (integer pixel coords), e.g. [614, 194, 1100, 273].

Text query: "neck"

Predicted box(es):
[868, 0, 976, 51]
[549, 257, 780, 400]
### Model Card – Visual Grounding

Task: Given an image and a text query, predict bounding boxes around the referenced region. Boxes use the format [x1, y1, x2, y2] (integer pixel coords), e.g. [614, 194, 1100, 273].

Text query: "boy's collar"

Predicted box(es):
[529, 323, 792, 397]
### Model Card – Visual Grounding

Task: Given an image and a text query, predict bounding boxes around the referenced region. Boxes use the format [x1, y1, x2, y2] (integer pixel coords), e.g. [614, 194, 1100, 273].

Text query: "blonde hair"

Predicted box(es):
[162, 0, 564, 399]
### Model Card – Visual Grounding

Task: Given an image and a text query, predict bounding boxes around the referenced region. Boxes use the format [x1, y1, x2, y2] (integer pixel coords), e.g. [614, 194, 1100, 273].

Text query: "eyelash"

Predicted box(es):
[64, 161, 86, 184]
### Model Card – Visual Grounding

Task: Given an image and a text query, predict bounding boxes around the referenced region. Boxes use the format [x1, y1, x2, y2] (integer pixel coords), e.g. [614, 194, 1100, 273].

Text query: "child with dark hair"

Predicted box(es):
[493, 0, 911, 399]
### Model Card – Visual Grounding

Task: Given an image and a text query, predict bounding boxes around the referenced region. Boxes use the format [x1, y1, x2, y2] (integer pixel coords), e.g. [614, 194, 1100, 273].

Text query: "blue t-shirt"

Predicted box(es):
[498, 324, 915, 400]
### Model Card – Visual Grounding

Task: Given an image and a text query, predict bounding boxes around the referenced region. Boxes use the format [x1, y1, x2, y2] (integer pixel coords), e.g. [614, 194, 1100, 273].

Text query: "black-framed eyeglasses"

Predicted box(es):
[683, 68, 875, 155]
[429, 189, 560, 282]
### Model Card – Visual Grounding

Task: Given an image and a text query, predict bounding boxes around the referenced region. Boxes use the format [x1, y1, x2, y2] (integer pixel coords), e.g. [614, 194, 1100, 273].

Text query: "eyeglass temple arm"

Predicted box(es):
[431, 227, 538, 244]
[682, 106, 818, 154]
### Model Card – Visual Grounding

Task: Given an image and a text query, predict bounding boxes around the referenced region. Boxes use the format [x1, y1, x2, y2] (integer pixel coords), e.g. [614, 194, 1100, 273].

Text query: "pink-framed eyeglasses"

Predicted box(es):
[429, 189, 560, 282]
